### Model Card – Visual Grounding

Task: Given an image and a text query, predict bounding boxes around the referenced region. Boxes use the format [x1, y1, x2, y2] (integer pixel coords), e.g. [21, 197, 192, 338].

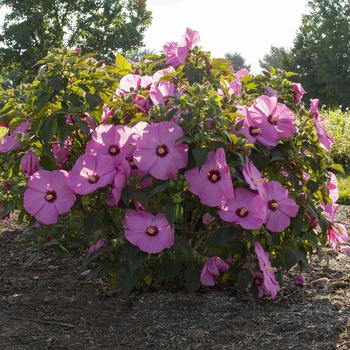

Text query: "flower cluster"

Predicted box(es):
[0, 28, 345, 299]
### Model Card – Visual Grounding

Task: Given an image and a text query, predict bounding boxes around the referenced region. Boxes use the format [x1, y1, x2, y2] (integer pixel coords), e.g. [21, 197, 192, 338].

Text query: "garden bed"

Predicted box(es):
[0, 206, 349, 350]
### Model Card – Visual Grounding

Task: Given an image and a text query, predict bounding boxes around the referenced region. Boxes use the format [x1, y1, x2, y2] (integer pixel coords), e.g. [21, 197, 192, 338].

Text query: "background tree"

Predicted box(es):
[260, 0, 350, 107]
[259, 46, 295, 71]
[126, 48, 156, 63]
[0, 0, 152, 76]
[224, 52, 251, 71]
[292, 0, 350, 107]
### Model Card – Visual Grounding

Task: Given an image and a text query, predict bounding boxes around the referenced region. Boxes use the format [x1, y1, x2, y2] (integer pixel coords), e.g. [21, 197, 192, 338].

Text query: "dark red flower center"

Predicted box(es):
[156, 144, 169, 157]
[249, 127, 262, 136]
[87, 174, 99, 184]
[45, 190, 57, 202]
[255, 276, 263, 286]
[236, 207, 249, 218]
[268, 114, 279, 125]
[208, 170, 221, 183]
[108, 145, 120, 156]
[146, 226, 159, 236]
[268, 200, 279, 211]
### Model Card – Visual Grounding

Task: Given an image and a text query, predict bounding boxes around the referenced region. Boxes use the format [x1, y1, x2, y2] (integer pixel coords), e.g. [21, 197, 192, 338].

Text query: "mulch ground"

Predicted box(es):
[0, 206, 350, 350]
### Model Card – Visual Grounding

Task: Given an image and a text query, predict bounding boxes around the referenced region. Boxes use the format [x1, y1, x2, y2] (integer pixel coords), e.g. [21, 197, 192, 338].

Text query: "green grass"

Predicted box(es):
[326, 108, 350, 171]
[338, 174, 350, 205]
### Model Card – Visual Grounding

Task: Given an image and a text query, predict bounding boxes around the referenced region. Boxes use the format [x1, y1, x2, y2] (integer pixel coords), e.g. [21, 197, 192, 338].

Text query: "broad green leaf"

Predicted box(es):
[115, 53, 133, 75]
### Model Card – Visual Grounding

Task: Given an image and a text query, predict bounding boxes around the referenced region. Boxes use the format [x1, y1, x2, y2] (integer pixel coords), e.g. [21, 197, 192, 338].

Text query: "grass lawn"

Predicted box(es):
[338, 174, 350, 204]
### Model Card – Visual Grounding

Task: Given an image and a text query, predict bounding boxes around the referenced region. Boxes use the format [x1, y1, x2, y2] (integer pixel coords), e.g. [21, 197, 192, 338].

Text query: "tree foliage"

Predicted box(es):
[224, 52, 251, 71]
[0, 0, 152, 75]
[292, 0, 350, 107]
[259, 46, 294, 72]
[260, 0, 350, 108]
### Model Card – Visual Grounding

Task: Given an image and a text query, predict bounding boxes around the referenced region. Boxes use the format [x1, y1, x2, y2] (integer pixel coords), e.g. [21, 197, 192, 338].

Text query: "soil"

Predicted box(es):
[0, 206, 350, 350]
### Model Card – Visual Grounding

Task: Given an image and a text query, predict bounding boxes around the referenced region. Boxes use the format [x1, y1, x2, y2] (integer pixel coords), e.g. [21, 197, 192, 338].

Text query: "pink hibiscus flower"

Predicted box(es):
[20, 151, 40, 177]
[291, 83, 306, 104]
[185, 148, 234, 207]
[241, 157, 265, 191]
[294, 275, 306, 287]
[219, 188, 266, 230]
[328, 171, 339, 203]
[112, 161, 131, 205]
[200, 256, 229, 286]
[254, 242, 280, 299]
[88, 239, 106, 256]
[133, 121, 188, 180]
[249, 95, 296, 140]
[119, 74, 153, 93]
[202, 213, 214, 225]
[236, 107, 280, 147]
[51, 137, 72, 168]
[163, 28, 200, 67]
[323, 203, 349, 251]
[152, 67, 175, 81]
[101, 104, 114, 123]
[67, 154, 117, 195]
[23, 170, 76, 225]
[260, 181, 299, 232]
[123, 210, 175, 254]
[0, 121, 31, 153]
[66, 114, 95, 132]
[149, 81, 176, 105]
[328, 223, 349, 251]
[311, 99, 334, 151]
[85, 124, 133, 166]
[235, 68, 250, 79]
[221, 79, 242, 96]
[163, 41, 189, 67]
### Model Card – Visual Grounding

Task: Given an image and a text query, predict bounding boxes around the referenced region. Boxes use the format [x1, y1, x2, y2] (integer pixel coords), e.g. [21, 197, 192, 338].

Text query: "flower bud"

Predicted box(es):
[3, 180, 11, 190]
[20, 151, 40, 177]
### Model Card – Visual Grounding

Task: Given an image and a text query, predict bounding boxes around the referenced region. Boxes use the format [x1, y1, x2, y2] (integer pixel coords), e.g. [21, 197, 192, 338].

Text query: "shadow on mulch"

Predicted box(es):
[0, 206, 350, 350]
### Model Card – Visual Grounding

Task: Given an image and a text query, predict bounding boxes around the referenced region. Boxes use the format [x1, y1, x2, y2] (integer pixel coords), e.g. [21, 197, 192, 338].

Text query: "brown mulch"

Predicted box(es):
[0, 206, 350, 350]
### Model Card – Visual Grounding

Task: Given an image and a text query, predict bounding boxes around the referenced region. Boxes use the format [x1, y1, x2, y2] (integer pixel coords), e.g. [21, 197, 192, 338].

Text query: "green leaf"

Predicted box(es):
[121, 187, 132, 207]
[86, 262, 112, 280]
[211, 227, 241, 246]
[119, 268, 143, 294]
[185, 67, 204, 84]
[131, 189, 149, 209]
[38, 116, 57, 144]
[237, 270, 253, 290]
[331, 163, 344, 174]
[84, 211, 104, 236]
[174, 236, 193, 257]
[163, 202, 182, 224]
[75, 118, 91, 135]
[115, 53, 133, 75]
[192, 148, 208, 167]
[280, 247, 299, 270]
[184, 267, 201, 292]
[157, 258, 180, 281]
[118, 253, 146, 294]
[86, 93, 102, 109]
[303, 231, 319, 248]
[149, 183, 168, 197]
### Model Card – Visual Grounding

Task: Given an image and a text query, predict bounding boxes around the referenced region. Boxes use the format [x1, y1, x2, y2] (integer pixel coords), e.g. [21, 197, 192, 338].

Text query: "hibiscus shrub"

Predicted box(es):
[0, 29, 346, 298]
